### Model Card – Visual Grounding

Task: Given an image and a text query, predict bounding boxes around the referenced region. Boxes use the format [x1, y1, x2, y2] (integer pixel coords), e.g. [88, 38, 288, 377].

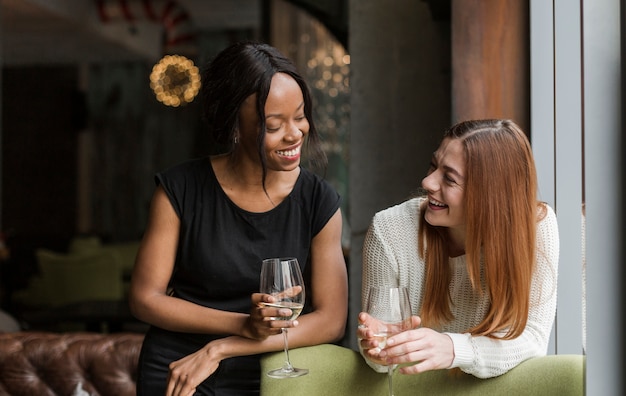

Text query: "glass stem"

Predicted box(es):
[387, 365, 395, 396]
[281, 328, 294, 371]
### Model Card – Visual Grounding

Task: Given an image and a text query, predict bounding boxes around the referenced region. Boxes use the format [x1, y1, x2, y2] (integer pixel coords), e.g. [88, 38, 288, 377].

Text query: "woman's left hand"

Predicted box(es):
[379, 326, 455, 374]
[165, 339, 225, 396]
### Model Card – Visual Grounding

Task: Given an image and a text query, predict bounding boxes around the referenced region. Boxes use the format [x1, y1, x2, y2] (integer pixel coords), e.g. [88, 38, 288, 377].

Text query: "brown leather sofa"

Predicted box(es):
[0, 331, 144, 396]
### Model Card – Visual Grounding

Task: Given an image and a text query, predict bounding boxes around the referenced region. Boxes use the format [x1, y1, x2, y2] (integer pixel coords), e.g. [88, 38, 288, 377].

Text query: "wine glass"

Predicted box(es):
[365, 286, 412, 396]
[259, 257, 308, 378]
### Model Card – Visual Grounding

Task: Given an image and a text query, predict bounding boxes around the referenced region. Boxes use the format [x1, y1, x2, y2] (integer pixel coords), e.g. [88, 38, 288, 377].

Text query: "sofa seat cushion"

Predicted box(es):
[260, 344, 584, 396]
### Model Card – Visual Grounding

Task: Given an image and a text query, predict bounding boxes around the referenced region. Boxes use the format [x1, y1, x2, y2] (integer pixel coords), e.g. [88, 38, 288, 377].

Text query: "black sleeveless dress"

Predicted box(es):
[136, 157, 341, 395]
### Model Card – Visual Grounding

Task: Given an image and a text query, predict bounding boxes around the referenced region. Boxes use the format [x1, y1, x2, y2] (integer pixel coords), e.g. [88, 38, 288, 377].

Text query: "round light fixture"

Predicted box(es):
[150, 54, 201, 107]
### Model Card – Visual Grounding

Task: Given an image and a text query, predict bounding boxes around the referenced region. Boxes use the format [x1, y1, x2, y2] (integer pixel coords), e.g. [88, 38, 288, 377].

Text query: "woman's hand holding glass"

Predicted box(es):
[245, 292, 299, 340]
[358, 312, 421, 366]
[382, 325, 455, 374]
[358, 313, 456, 375]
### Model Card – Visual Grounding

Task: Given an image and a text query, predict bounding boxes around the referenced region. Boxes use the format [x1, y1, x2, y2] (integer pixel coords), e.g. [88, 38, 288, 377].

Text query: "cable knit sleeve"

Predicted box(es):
[446, 204, 560, 378]
[361, 199, 423, 312]
[359, 199, 424, 372]
[361, 216, 400, 305]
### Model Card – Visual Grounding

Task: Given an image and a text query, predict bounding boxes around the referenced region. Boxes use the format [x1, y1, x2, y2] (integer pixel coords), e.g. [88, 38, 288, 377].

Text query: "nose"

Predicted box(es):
[285, 120, 305, 141]
[421, 171, 438, 193]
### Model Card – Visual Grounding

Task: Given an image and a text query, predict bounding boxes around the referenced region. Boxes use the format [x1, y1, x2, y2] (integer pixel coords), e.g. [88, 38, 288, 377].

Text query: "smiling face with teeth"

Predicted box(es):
[238, 72, 309, 173]
[421, 137, 467, 246]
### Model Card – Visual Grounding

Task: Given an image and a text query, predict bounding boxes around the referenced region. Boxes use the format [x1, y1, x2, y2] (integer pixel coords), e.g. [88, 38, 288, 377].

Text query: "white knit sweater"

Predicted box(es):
[361, 197, 559, 378]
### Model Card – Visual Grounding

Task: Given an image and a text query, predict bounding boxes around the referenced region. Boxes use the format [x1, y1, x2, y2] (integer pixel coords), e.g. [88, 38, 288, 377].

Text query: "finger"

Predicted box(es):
[177, 375, 197, 396]
[359, 332, 383, 350]
[165, 373, 176, 396]
[168, 365, 191, 396]
[363, 347, 387, 365]
[398, 359, 433, 375]
[356, 323, 368, 340]
[386, 326, 424, 347]
[251, 293, 265, 305]
[270, 308, 295, 319]
[269, 319, 299, 328]
[358, 312, 370, 323]
[359, 312, 383, 330]
[174, 375, 189, 396]
[256, 293, 276, 307]
[277, 285, 302, 298]
[358, 312, 381, 332]
[258, 304, 294, 320]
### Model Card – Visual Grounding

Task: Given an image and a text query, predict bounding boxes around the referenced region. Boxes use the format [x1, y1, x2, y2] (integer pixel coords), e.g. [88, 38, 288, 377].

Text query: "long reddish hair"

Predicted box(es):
[418, 119, 544, 339]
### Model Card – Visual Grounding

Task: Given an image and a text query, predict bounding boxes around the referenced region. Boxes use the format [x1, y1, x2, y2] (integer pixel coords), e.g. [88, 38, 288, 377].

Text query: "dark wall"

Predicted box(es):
[1, 66, 80, 301]
[2, 66, 79, 240]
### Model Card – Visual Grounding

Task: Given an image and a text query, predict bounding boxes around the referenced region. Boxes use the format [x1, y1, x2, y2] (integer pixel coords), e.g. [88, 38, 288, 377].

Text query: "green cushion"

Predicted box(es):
[31, 249, 124, 307]
[67, 236, 103, 254]
[100, 242, 141, 275]
[69, 237, 140, 275]
[260, 344, 584, 396]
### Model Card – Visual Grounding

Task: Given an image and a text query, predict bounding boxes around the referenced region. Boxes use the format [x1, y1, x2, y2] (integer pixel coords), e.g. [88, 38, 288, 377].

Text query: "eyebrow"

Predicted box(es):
[265, 102, 305, 119]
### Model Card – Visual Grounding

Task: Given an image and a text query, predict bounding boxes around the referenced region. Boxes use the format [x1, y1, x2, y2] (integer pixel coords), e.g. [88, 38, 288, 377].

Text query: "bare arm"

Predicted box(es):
[128, 186, 255, 337]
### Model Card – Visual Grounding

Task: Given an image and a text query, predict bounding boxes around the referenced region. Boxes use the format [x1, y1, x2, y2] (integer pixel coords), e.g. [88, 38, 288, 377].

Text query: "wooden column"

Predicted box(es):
[451, 0, 530, 133]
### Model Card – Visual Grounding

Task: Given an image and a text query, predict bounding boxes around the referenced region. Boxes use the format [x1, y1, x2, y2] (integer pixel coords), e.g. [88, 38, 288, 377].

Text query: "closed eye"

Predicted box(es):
[266, 123, 281, 132]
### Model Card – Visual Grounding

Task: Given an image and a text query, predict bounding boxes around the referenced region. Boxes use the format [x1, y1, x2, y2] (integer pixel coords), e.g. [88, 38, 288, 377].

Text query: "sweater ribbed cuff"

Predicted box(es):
[445, 332, 474, 369]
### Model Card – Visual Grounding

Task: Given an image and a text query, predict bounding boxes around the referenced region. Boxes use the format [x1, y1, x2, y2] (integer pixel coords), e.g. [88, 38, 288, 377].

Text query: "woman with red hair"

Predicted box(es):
[358, 119, 559, 378]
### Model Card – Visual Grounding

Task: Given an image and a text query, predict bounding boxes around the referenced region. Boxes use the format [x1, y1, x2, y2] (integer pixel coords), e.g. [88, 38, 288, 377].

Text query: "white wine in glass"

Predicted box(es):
[365, 286, 412, 396]
[259, 257, 308, 378]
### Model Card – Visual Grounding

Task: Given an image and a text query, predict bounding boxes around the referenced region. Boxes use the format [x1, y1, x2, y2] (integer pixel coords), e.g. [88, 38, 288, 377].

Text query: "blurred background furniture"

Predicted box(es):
[10, 236, 139, 305]
[0, 331, 144, 396]
[10, 236, 144, 332]
[0, 310, 20, 332]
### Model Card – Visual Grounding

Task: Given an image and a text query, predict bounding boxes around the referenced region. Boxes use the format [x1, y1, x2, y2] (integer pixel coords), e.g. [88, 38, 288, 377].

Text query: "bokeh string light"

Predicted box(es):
[304, 39, 350, 158]
[149, 55, 201, 107]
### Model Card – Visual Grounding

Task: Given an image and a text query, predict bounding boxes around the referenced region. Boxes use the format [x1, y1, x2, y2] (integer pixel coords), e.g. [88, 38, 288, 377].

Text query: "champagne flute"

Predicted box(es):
[365, 286, 412, 396]
[259, 257, 308, 378]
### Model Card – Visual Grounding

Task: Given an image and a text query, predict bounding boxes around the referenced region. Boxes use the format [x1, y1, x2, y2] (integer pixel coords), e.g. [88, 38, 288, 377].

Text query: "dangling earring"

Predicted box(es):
[234, 135, 239, 144]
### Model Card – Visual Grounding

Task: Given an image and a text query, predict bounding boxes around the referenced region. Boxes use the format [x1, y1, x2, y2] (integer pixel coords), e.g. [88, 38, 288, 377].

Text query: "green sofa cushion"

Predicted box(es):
[260, 344, 584, 395]
[67, 236, 103, 253]
[31, 249, 124, 307]
[69, 237, 140, 275]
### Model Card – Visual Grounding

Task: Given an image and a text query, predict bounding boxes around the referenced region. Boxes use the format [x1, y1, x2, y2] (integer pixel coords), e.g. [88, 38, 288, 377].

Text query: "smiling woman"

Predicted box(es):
[129, 41, 348, 396]
[358, 119, 559, 380]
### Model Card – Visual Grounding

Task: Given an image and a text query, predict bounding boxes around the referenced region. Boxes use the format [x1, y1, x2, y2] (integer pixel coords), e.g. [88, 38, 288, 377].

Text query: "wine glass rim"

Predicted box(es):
[263, 257, 298, 262]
